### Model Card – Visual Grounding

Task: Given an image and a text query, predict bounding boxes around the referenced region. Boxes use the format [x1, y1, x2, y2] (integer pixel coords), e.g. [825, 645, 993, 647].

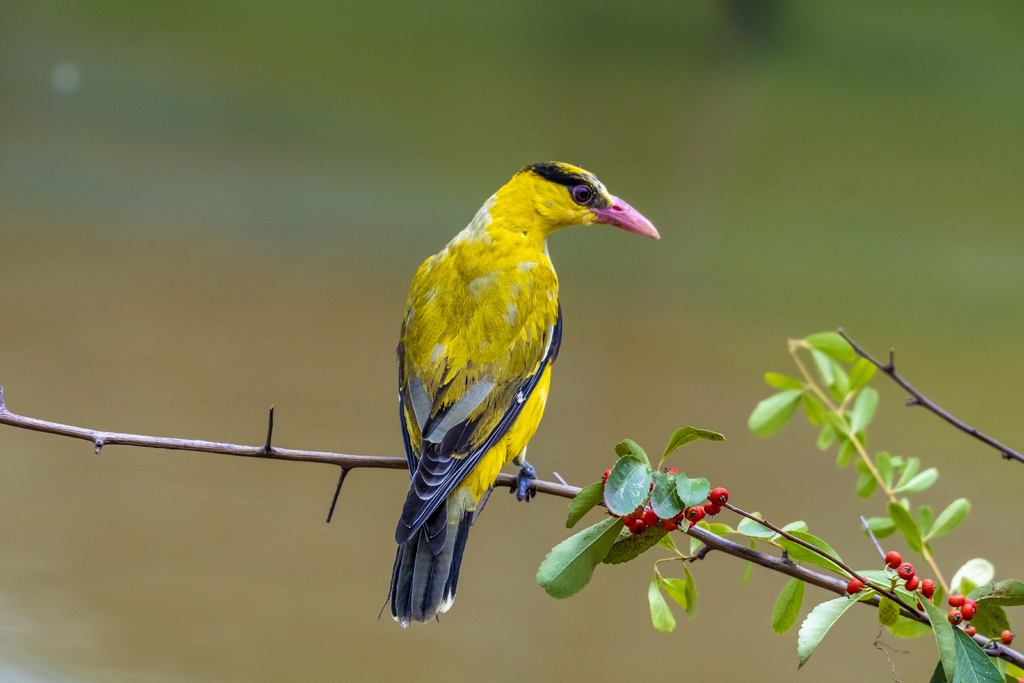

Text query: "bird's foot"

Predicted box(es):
[511, 461, 536, 502]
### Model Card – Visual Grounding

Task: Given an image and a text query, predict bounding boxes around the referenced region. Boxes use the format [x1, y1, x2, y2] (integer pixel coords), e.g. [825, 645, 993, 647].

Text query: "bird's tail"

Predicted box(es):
[389, 505, 471, 626]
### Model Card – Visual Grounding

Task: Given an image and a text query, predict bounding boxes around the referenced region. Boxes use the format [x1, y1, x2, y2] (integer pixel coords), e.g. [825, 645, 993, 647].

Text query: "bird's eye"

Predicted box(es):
[571, 185, 593, 205]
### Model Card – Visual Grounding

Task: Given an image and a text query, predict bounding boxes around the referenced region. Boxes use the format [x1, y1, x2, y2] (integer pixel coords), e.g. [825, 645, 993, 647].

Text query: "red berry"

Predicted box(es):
[917, 602, 923, 610]
[622, 514, 635, 526]
[666, 467, 679, 475]
[896, 563, 915, 581]
[629, 523, 643, 535]
[1002, 630, 1014, 645]
[948, 594, 966, 608]
[905, 576, 920, 591]
[642, 508, 659, 527]
[884, 551, 902, 569]
[948, 610, 963, 625]
[960, 602, 976, 620]
[649, 481, 655, 492]
[634, 505, 645, 517]
[609, 512, 620, 518]
[602, 469, 611, 484]
[703, 502, 722, 516]
[672, 510, 685, 523]
[685, 506, 705, 526]
[964, 598, 977, 611]
[709, 487, 729, 505]
[846, 578, 864, 594]
[662, 519, 677, 531]
[921, 579, 934, 598]
[963, 626, 976, 637]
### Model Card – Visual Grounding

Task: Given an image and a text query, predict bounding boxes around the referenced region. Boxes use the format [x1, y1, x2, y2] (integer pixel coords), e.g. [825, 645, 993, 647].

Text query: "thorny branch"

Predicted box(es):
[0, 385, 1022, 668]
[837, 328, 1024, 465]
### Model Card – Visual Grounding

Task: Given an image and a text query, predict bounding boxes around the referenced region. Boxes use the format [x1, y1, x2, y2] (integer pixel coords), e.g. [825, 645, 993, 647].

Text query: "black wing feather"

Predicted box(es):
[395, 307, 562, 552]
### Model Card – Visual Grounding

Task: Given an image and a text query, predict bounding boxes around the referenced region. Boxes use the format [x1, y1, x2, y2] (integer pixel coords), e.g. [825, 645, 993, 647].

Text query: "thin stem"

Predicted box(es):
[838, 329, 1024, 465]
[723, 503, 919, 617]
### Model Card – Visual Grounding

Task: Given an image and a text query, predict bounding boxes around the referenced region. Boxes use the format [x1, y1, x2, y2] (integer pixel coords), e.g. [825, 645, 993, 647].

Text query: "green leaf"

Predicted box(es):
[737, 513, 775, 539]
[812, 349, 834, 387]
[684, 566, 697, 617]
[803, 394, 827, 426]
[770, 520, 808, 543]
[896, 456, 921, 488]
[971, 602, 1012, 640]
[925, 498, 971, 541]
[603, 457, 654, 515]
[856, 470, 877, 498]
[850, 388, 879, 434]
[780, 531, 845, 575]
[742, 538, 755, 585]
[888, 501, 923, 553]
[829, 359, 850, 399]
[817, 423, 837, 450]
[566, 482, 605, 528]
[878, 596, 900, 627]
[537, 517, 623, 599]
[772, 578, 805, 633]
[797, 594, 860, 668]
[614, 438, 650, 466]
[661, 577, 688, 610]
[918, 505, 934, 538]
[861, 516, 897, 539]
[889, 615, 934, 638]
[706, 522, 736, 536]
[676, 475, 710, 507]
[969, 580, 1024, 606]
[894, 468, 939, 494]
[749, 389, 804, 437]
[922, 590, 957, 681]
[953, 627, 1004, 682]
[929, 660, 947, 683]
[805, 332, 857, 362]
[765, 372, 803, 390]
[848, 358, 877, 391]
[836, 440, 855, 468]
[657, 533, 680, 553]
[876, 451, 894, 489]
[649, 577, 676, 632]
[649, 472, 685, 520]
[660, 426, 725, 462]
[827, 411, 850, 438]
[952, 559, 995, 595]
[603, 525, 668, 565]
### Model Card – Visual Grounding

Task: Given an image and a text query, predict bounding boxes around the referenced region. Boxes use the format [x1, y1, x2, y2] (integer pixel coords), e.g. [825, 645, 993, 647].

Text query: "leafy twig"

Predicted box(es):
[1, 385, 1022, 668]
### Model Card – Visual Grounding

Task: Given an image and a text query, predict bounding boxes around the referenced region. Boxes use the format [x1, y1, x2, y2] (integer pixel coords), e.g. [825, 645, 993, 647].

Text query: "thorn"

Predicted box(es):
[94, 438, 104, 454]
[0, 385, 5, 411]
[882, 349, 895, 373]
[552, 471, 567, 486]
[906, 397, 919, 407]
[263, 405, 275, 453]
[325, 467, 349, 523]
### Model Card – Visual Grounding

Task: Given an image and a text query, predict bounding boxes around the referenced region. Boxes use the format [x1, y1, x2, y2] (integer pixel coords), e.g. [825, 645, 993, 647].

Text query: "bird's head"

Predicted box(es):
[491, 162, 659, 240]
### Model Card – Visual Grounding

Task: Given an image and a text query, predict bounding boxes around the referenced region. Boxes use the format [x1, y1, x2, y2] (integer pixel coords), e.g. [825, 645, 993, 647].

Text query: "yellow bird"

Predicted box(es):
[389, 162, 658, 625]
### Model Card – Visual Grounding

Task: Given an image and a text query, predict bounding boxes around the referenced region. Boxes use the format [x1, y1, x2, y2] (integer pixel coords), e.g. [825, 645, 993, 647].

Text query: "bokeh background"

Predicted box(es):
[2, 1, 1023, 681]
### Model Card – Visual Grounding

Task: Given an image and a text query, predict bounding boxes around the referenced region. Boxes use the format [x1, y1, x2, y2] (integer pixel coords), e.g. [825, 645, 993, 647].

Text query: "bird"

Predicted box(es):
[389, 162, 659, 626]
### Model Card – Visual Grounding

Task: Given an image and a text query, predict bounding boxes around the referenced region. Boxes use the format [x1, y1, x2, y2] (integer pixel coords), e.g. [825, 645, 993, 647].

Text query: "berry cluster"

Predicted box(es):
[846, 551, 937, 614]
[604, 466, 729, 536]
[946, 593, 979, 627]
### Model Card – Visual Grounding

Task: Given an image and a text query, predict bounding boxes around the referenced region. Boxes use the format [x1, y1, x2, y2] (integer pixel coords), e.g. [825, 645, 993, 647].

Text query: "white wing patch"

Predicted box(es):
[409, 377, 432, 432]
[424, 380, 496, 443]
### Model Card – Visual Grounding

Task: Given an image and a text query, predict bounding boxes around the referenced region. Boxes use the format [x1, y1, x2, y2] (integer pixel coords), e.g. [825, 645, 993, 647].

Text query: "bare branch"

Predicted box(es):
[1, 386, 1021, 668]
[837, 329, 1024, 465]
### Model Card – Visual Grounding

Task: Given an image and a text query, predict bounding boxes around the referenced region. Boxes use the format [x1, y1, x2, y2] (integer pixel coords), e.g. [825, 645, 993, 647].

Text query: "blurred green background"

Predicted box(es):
[2, 1, 1023, 681]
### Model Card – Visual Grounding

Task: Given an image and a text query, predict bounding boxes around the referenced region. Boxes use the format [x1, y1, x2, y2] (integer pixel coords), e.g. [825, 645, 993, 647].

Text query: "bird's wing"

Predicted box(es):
[396, 255, 560, 547]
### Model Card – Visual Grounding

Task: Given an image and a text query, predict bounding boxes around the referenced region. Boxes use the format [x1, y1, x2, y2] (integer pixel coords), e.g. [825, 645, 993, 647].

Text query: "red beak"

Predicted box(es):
[590, 195, 660, 239]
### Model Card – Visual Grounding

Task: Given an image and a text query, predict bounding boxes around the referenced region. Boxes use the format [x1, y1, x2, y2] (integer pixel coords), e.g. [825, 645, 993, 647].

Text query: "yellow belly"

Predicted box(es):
[455, 364, 552, 506]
